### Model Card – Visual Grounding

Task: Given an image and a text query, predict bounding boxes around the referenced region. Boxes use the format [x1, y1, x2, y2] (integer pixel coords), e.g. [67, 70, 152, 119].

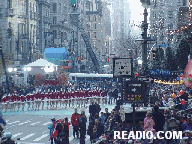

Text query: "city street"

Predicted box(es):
[2, 104, 115, 144]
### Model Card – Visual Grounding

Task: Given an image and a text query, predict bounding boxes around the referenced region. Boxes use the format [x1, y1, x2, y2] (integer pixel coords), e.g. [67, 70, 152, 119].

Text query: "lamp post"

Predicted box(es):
[140, 0, 150, 75]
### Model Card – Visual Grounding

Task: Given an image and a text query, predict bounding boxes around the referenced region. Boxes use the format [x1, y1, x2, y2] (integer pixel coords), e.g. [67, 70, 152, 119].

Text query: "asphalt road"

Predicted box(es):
[2, 104, 115, 144]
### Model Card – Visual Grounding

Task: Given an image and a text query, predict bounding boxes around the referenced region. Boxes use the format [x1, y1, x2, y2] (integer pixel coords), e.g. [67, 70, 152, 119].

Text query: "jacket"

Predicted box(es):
[71, 113, 80, 127]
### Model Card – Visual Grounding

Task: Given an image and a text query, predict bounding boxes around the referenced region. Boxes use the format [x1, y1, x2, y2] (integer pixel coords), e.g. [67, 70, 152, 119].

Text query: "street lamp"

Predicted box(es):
[140, 0, 150, 75]
[24, 67, 32, 72]
[138, 59, 143, 65]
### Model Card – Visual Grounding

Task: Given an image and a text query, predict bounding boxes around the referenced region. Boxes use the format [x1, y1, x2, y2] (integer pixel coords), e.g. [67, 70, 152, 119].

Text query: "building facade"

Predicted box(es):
[149, 0, 188, 48]
[0, 0, 38, 66]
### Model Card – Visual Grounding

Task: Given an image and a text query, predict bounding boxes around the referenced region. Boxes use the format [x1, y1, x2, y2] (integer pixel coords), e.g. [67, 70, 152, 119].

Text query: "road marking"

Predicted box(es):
[42, 122, 50, 125]
[30, 121, 40, 126]
[20, 133, 36, 141]
[33, 134, 49, 141]
[7, 121, 20, 125]
[69, 136, 73, 141]
[12, 133, 23, 138]
[18, 120, 31, 126]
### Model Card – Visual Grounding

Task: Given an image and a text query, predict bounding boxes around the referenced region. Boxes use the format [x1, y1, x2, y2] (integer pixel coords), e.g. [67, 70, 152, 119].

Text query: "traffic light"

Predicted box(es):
[71, 0, 76, 9]
[107, 57, 110, 62]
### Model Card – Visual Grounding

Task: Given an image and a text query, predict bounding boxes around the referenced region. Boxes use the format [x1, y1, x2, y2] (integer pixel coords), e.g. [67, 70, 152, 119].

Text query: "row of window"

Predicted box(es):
[52, 3, 68, 14]
[152, 11, 173, 19]
[86, 23, 97, 30]
[88, 32, 97, 38]
[86, 15, 97, 22]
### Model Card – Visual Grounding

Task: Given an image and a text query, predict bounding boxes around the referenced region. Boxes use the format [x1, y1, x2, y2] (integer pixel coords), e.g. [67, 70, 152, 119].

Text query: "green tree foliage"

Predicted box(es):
[151, 47, 164, 69]
[34, 74, 45, 86]
[165, 47, 177, 70]
[176, 39, 190, 70]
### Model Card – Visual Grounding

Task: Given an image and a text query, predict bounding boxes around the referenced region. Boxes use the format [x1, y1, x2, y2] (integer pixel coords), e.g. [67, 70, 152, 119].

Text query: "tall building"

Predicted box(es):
[0, 0, 38, 66]
[37, 0, 73, 59]
[149, 0, 188, 48]
[84, 0, 111, 72]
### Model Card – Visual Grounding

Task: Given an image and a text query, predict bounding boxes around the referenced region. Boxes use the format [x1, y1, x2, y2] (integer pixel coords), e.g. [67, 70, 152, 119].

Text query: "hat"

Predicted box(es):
[5, 132, 12, 138]
[51, 118, 56, 122]
[146, 111, 152, 117]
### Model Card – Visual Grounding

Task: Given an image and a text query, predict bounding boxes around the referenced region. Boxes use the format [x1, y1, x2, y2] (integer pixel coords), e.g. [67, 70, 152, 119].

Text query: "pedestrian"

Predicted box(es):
[100, 112, 106, 125]
[144, 111, 155, 131]
[89, 102, 97, 118]
[104, 108, 110, 122]
[71, 108, 80, 138]
[79, 110, 87, 144]
[152, 105, 165, 131]
[63, 117, 70, 144]
[49, 118, 56, 144]
[108, 89, 113, 104]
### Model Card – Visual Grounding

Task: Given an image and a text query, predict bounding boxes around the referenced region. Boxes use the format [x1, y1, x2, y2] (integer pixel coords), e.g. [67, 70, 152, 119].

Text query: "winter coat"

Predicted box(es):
[71, 113, 80, 127]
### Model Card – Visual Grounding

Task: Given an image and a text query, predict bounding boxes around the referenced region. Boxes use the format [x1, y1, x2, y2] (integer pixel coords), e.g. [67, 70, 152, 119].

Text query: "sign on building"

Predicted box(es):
[113, 58, 132, 77]
[122, 80, 147, 102]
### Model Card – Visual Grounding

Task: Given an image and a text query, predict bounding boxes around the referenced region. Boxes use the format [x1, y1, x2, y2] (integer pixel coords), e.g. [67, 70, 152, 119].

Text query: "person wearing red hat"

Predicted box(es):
[16, 96, 21, 111]
[26, 94, 31, 110]
[181, 99, 187, 110]
[20, 95, 25, 111]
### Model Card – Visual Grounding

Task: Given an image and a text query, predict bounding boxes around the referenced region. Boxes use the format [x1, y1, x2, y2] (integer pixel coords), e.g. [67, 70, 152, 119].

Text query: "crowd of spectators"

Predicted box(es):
[84, 83, 192, 144]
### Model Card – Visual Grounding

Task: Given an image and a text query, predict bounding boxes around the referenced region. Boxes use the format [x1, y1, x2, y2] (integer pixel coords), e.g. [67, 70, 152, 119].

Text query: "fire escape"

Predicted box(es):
[69, 0, 102, 73]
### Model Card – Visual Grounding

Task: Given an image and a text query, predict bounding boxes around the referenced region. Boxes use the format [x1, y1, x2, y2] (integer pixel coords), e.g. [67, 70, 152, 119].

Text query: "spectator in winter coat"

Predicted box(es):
[63, 117, 70, 144]
[104, 108, 110, 122]
[89, 102, 97, 117]
[79, 110, 87, 144]
[49, 118, 57, 144]
[152, 105, 165, 131]
[95, 119, 104, 139]
[100, 112, 106, 125]
[182, 116, 192, 131]
[144, 111, 155, 131]
[71, 108, 80, 138]
[87, 120, 94, 142]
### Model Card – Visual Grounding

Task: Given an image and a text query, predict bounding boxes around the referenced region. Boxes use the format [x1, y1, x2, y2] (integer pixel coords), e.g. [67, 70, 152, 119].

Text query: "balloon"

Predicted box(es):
[179, 90, 184, 95]
[172, 93, 176, 98]
[187, 78, 191, 82]
[180, 80, 184, 84]
[135, 73, 139, 77]
[189, 74, 192, 78]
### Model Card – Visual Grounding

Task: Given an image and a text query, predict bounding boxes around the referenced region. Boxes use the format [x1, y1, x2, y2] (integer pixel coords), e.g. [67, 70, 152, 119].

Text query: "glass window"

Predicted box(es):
[94, 32, 96, 38]
[53, 30, 57, 39]
[53, 3, 57, 12]
[94, 23, 96, 29]
[53, 17, 57, 24]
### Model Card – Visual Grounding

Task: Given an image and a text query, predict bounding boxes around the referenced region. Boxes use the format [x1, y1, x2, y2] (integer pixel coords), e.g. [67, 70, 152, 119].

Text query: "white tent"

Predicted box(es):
[24, 58, 57, 67]
[24, 59, 58, 85]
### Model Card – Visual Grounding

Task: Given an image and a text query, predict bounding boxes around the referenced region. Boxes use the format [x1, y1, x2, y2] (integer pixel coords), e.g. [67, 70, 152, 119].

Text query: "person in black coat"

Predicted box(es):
[95, 119, 104, 139]
[63, 118, 70, 144]
[79, 111, 87, 144]
[95, 102, 101, 116]
[104, 108, 110, 122]
[152, 105, 165, 131]
[89, 102, 97, 117]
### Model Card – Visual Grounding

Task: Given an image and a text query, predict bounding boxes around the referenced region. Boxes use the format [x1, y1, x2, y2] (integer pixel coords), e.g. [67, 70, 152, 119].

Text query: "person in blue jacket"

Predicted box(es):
[48, 118, 56, 144]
